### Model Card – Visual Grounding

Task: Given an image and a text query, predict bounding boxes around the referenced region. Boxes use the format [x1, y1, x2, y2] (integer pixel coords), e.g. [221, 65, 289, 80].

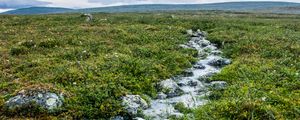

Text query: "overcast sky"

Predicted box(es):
[0, 0, 300, 12]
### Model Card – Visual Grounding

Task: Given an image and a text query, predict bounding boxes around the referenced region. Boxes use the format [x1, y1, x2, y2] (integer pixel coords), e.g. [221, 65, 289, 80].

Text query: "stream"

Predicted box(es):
[120, 30, 231, 120]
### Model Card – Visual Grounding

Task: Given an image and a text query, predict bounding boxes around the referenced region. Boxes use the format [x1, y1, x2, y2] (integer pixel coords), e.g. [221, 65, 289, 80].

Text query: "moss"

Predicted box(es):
[174, 102, 193, 114]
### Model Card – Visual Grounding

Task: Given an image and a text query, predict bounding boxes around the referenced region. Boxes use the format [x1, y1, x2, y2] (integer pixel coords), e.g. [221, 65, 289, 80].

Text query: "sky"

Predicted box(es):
[0, 0, 300, 12]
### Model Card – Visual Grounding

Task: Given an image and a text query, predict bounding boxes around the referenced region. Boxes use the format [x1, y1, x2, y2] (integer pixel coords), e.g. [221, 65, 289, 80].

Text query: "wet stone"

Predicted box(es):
[211, 50, 223, 55]
[134, 117, 145, 120]
[121, 95, 148, 115]
[198, 40, 211, 47]
[193, 63, 206, 69]
[188, 80, 198, 87]
[208, 57, 231, 67]
[177, 81, 186, 87]
[157, 92, 167, 99]
[179, 44, 190, 49]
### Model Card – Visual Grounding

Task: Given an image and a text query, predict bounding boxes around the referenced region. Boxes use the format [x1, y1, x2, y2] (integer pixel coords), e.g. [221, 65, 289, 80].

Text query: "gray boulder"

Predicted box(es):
[121, 95, 148, 115]
[4, 90, 63, 112]
[82, 13, 93, 22]
[159, 79, 183, 97]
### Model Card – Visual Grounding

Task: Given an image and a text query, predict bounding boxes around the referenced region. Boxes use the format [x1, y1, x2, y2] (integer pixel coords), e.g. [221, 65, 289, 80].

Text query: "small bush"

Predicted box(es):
[10, 46, 28, 55]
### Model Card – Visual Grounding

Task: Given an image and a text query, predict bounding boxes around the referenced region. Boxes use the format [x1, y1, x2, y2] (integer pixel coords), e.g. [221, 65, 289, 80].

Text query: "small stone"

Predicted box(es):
[186, 29, 193, 36]
[134, 117, 145, 120]
[157, 92, 167, 99]
[193, 63, 205, 69]
[177, 81, 186, 87]
[179, 44, 190, 49]
[199, 40, 210, 47]
[211, 50, 223, 55]
[171, 15, 176, 18]
[208, 57, 231, 67]
[261, 97, 267, 101]
[46, 98, 57, 106]
[38, 93, 43, 98]
[191, 29, 207, 37]
[188, 80, 198, 87]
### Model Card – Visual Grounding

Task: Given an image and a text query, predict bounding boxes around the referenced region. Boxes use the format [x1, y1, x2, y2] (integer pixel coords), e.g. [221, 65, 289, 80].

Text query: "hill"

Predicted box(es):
[2, 1, 300, 15]
[78, 1, 300, 13]
[2, 7, 73, 15]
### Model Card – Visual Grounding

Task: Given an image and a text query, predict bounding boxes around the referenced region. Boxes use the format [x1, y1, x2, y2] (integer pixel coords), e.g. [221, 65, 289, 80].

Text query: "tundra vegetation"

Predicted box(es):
[0, 11, 299, 119]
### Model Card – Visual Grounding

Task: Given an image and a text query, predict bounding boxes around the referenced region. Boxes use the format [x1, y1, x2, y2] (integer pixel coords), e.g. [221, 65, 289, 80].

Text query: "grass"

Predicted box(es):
[0, 11, 299, 119]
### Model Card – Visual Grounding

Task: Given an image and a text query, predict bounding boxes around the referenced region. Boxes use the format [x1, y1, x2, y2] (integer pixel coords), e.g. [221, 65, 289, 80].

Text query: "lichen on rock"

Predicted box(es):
[4, 90, 64, 113]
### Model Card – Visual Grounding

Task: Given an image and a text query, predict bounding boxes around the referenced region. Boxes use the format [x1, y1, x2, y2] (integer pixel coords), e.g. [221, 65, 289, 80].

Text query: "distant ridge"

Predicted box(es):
[2, 1, 300, 15]
[2, 7, 73, 15]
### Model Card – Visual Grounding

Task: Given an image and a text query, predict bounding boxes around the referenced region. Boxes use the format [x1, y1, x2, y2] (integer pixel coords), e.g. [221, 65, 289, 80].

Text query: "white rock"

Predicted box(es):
[186, 29, 193, 36]
[122, 95, 148, 115]
[46, 98, 57, 106]
[4, 91, 63, 111]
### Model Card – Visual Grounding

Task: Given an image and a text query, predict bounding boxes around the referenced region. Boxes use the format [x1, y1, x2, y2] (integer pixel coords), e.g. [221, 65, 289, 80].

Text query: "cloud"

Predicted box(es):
[39, 0, 105, 8]
[0, 8, 12, 12]
[0, 0, 51, 9]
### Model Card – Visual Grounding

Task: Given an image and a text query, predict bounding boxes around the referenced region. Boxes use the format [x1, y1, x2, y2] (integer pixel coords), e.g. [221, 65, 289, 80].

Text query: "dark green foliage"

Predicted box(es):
[174, 102, 193, 114]
[10, 46, 29, 55]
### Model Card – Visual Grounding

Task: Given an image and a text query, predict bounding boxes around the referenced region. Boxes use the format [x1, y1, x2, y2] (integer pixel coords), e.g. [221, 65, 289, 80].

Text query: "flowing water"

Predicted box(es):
[142, 30, 231, 119]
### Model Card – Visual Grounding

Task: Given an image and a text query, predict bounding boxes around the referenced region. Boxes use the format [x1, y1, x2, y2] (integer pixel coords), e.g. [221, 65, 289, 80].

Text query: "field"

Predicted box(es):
[0, 11, 299, 119]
